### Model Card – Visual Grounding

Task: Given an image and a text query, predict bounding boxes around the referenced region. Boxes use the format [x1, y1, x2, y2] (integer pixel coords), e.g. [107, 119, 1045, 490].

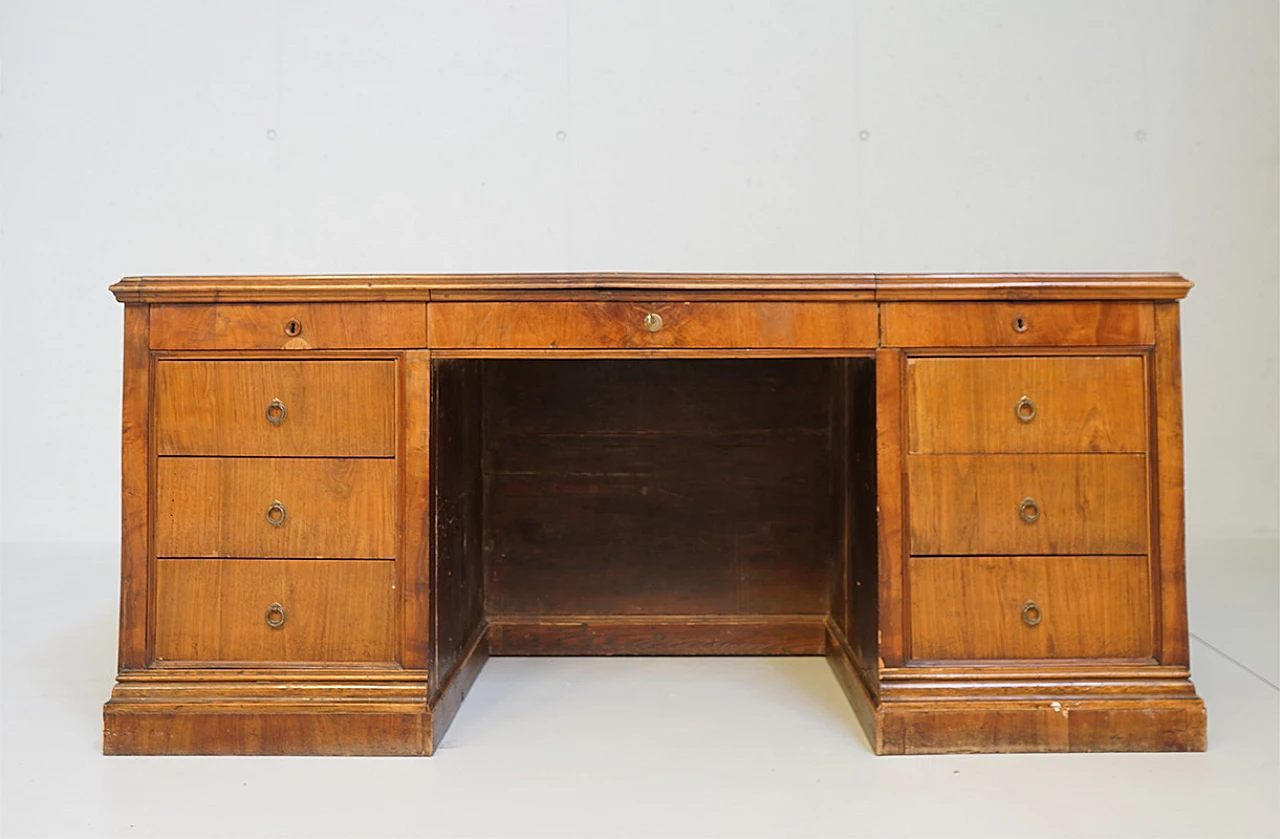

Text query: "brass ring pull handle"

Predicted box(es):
[1021, 600, 1042, 627]
[265, 500, 288, 527]
[643, 312, 663, 333]
[1012, 313, 1028, 333]
[265, 398, 287, 425]
[1018, 599, 1039, 627]
[1018, 497, 1040, 524]
[1015, 396, 1036, 423]
[265, 602, 286, 628]
[284, 319, 303, 337]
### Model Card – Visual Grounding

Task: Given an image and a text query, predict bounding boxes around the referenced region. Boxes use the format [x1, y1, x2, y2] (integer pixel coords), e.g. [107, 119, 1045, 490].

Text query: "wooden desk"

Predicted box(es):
[103, 274, 1207, 755]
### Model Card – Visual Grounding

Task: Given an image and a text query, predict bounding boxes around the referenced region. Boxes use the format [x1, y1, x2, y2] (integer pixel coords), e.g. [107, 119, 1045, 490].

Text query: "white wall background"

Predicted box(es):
[1, 0, 1276, 544]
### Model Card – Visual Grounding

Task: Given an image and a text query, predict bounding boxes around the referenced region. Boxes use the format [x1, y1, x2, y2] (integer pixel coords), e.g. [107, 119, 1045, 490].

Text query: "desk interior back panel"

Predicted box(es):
[477, 360, 842, 627]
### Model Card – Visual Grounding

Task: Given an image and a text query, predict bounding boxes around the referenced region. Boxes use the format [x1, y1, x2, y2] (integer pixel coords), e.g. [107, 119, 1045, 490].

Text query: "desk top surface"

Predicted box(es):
[110, 272, 1192, 303]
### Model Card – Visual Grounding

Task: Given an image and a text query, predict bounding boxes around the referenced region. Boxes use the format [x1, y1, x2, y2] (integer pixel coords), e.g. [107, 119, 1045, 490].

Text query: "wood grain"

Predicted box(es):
[875, 273, 1191, 302]
[431, 360, 487, 682]
[118, 304, 150, 670]
[109, 272, 1190, 304]
[908, 356, 1147, 453]
[908, 555, 1152, 660]
[428, 301, 877, 349]
[155, 458, 395, 559]
[155, 360, 396, 457]
[908, 454, 1148, 556]
[488, 615, 828, 655]
[847, 359, 880, 676]
[400, 352, 432, 671]
[104, 710, 431, 756]
[882, 302, 1155, 347]
[153, 559, 397, 663]
[875, 349, 907, 668]
[480, 359, 837, 618]
[151, 302, 426, 350]
[1153, 303, 1190, 666]
[875, 699, 1205, 754]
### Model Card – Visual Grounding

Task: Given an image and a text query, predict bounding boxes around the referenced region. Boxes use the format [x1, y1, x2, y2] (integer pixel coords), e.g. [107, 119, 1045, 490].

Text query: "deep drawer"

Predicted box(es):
[151, 303, 426, 350]
[155, 360, 395, 457]
[155, 458, 396, 559]
[908, 356, 1147, 453]
[908, 555, 1152, 660]
[427, 301, 878, 349]
[882, 302, 1154, 347]
[153, 558, 397, 664]
[908, 454, 1148, 556]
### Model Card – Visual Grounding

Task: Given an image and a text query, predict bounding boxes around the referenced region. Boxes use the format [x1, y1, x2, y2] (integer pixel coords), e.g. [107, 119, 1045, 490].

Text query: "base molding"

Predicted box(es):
[824, 619, 1206, 754]
[104, 623, 492, 756]
[105, 618, 1207, 756]
[873, 697, 1207, 754]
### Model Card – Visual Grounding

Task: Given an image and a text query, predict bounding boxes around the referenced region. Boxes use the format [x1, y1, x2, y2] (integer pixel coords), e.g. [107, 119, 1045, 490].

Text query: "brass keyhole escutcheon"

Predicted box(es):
[1015, 396, 1036, 423]
[1019, 497, 1040, 524]
[284, 319, 303, 337]
[643, 312, 663, 332]
[1021, 600, 1042, 627]
[265, 602, 286, 628]
[266, 398, 287, 425]
[1012, 313, 1028, 333]
[266, 500, 288, 527]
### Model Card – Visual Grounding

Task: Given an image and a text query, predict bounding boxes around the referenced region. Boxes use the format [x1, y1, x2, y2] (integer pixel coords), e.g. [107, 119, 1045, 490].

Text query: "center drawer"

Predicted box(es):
[427, 301, 878, 349]
[155, 458, 396, 559]
[153, 558, 397, 664]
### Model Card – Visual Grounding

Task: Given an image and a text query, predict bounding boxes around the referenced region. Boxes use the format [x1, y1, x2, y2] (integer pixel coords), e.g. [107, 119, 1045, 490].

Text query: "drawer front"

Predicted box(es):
[151, 303, 427, 350]
[909, 356, 1147, 453]
[155, 458, 396, 558]
[428, 302, 878, 349]
[154, 559, 397, 663]
[155, 360, 395, 457]
[908, 454, 1148, 555]
[909, 555, 1152, 660]
[882, 302, 1154, 347]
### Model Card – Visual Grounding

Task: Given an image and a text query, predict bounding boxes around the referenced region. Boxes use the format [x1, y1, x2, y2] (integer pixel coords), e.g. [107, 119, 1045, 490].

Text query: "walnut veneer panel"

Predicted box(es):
[428, 302, 878, 348]
[908, 356, 1147, 453]
[908, 555, 1152, 660]
[882, 302, 1154, 347]
[155, 458, 396, 559]
[155, 360, 395, 457]
[154, 559, 397, 663]
[151, 303, 426, 349]
[908, 454, 1148, 556]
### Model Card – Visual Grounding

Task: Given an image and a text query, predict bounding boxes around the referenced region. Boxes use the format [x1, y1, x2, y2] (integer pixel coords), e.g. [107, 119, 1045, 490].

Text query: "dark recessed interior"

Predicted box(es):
[431, 357, 877, 661]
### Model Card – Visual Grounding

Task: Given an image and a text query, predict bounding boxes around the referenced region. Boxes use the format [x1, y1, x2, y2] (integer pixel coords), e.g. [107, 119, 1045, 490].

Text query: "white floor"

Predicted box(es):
[1, 539, 1276, 839]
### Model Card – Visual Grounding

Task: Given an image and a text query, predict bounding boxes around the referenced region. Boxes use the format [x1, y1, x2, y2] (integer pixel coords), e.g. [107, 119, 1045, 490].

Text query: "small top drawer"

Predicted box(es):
[155, 360, 395, 456]
[151, 303, 427, 350]
[882, 302, 1154, 347]
[909, 356, 1147, 453]
[427, 301, 878, 349]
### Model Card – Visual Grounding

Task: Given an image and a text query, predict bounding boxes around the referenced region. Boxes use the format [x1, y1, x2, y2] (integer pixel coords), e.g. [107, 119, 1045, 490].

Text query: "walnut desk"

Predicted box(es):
[103, 274, 1207, 755]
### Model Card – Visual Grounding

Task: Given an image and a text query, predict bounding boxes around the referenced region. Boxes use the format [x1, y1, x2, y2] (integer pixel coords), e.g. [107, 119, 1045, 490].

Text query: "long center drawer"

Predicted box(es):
[427, 301, 878, 349]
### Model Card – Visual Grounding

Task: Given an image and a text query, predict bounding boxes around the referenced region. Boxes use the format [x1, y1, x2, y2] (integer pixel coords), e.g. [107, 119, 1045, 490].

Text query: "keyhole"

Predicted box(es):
[1013, 314, 1028, 333]
[284, 319, 303, 337]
